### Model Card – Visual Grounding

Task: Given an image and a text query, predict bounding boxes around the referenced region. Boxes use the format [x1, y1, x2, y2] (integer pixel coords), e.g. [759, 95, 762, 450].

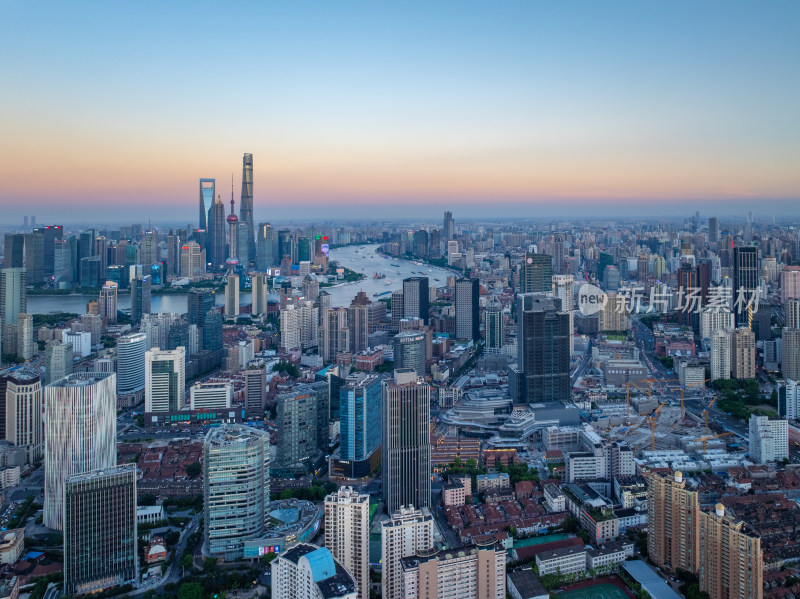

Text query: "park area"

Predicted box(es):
[557, 576, 635, 599]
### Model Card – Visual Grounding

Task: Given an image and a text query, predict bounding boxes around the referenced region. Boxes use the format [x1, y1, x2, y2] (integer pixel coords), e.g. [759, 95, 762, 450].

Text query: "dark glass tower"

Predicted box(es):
[520, 252, 552, 293]
[733, 245, 758, 326]
[209, 195, 227, 270]
[455, 277, 480, 341]
[402, 276, 429, 324]
[239, 153, 255, 263]
[516, 294, 570, 403]
[198, 178, 215, 231]
[130, 276, 151, 324]
[63, 464, 138, 595]
[382, 369, 431, 515]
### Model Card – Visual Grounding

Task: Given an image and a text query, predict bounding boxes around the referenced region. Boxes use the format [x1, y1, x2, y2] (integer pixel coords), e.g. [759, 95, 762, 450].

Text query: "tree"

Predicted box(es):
[203, 557, 217, 573]
[178, 581, 204, 599]
[186, 461, 202, 478]
[181, 552, 194, 570]
[280, 488, 294, 500]
[261, 551, 277, 566]
[140, 493, 157, 506]
[166, 530, 180, 545]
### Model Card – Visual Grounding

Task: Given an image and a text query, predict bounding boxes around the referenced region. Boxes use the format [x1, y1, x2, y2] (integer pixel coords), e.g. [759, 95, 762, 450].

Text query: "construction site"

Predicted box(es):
[592, 382, 739, 456]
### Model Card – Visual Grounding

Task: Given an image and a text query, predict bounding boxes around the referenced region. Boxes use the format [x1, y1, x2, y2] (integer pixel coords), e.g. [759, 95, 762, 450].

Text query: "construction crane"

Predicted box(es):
[647, 401, 668, 451]
[697, 431, 733, 452]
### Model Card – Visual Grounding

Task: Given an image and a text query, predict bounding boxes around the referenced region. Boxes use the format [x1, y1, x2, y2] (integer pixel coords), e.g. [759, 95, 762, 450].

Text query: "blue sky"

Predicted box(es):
[0, 1, 798, 222]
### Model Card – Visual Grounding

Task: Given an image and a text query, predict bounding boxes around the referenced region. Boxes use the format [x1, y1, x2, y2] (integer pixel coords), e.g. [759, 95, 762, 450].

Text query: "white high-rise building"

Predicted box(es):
[116, 332, 147, 395]
[711, 329, 731, 381]
[782, 328, 800, 381]
[4, 371, 43, 463]
[252, 273, 269, 316]
[271, 544, 357, 599]
[381, 506, 434, 599]
[552, 275, 575, 355]
[44, 372, 117, 530]
[45, 340, 73, 384]
[145, 347, 186, 413]
[731, 327, 756, 379]
[63, 330, 92, 358]
[399, 544, 506, 599]
[99, 282, 118, 324]
[700, 308, 734, 340]
[190, 381, 232, 410]
[225, 274, 240, 319]
[749, 416, 788, 464]
[180, 241, 205, 278]
[17, 313, 34, 360]
[281, 304, 302, 351]
[778, 379, 799, 420]
[324, 487, 369, 599]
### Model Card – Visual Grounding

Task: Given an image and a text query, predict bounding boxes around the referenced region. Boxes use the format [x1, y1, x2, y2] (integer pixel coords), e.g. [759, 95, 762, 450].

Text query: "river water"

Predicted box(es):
[25, 244, 455, 314]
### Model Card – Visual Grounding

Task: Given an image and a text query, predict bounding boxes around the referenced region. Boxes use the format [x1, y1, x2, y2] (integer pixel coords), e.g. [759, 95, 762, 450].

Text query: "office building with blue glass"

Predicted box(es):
[337, 373, 383, 478]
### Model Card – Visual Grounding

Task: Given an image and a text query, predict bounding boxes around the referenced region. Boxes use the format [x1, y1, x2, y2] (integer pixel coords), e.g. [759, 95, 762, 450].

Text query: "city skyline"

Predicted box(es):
[1, 1, 798, 221]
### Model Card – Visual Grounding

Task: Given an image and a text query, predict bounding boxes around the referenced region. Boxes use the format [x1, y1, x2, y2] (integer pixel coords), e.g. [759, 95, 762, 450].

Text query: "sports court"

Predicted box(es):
[558, 582, 631, 599]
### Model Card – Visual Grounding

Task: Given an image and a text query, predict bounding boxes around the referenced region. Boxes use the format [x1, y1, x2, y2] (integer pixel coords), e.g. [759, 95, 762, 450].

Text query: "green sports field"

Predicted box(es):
[557, 582, 629, 599]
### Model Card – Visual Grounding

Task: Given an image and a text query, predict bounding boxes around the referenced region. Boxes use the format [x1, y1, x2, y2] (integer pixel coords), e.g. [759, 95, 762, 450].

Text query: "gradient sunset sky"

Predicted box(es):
[1, 1, 798, 223]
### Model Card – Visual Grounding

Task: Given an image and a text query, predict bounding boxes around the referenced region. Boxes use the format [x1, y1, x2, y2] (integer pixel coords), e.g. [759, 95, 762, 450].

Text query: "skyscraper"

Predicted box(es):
[188, 289, 215, 329]
[399, 545, 506, 599]
[381, 506, 435, 599]
[443, 210, 454, 242]
[393, 331, 426, 379]
[116, 332, 147, 396]
[199, 178, 215, 231]
[382, 369, 431, 514]
[552, 234, 566, 275]
[204, 424, 270, 559]
[130, 275, 151, 324]
[552, 274, 575, 356]
[45, 340, 73, 384]
[708, 216, 719, 243]
[225, 274, 240, 319]
[0, 267, 26, 326]
[455, 278, 479, 341]
[731, 327, 756, 379]
[519, 252, 552, 293]
[209, 195, 227, 270]
[711, 329, 731, 381]
[324, 487, 370, 599]
[4, 371, 43, 463]
[243, 364, 267, 417]
[402, 277, 429, 324]
[44, 372, 117, 530]
[3, 234, 24, 268]
[252, 273, 269, 316]
[145, 347, 186, 412]
[733, 246, 758, 326]
[99, 281, 118, 324]
[339, 373, 383, 477]
[516, 294, 570, 403]
[647, 471, 700, 572]
[63, 464, 138, 596]
[698, 504, 762, 599]
[240, 153, 255, 262]
[256, 222, 274, 270]
[484, 297, 504, 353]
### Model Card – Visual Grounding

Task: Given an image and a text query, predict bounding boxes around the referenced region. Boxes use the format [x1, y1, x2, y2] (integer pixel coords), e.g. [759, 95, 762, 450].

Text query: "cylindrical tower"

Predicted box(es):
[117, 332, 147, 395]
[44, 372, 118, 530]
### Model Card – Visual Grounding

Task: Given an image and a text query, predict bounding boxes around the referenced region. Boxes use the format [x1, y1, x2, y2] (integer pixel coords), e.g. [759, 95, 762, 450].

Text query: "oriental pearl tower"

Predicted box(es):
[226, 194, 239, 272]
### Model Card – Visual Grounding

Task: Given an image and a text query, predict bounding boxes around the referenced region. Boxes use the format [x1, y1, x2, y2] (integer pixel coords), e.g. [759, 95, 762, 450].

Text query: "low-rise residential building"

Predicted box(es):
[476, 473, 510, 492]
[0, 529, 24, 565]
[399, 544, 506, 599]
[585, 540, 634, 570]
[534, 545, 587, 576]
[543, 484, 565, 513]
[506, 569, 548, 599]
[442, 480, 467, 507]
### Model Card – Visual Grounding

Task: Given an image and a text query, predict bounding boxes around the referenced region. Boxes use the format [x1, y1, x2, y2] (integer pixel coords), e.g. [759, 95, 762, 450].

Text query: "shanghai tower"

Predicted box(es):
[239, 153, 255, 263]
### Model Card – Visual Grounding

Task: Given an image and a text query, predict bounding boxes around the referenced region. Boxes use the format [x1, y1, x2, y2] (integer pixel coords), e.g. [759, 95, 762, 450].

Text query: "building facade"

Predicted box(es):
[324, 487, 370, 599]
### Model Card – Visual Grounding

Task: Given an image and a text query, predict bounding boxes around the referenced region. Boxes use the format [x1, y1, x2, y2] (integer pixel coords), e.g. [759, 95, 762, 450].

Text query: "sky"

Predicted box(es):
[0, 1, 798, 223]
